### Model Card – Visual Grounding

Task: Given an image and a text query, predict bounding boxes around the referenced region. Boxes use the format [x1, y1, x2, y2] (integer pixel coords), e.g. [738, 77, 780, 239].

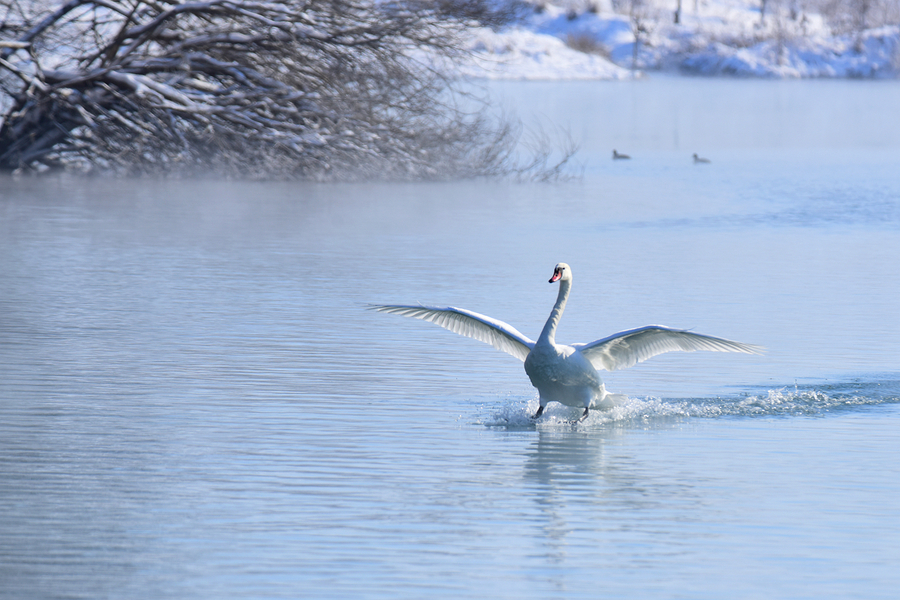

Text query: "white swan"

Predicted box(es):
[372, 263, 762, 421]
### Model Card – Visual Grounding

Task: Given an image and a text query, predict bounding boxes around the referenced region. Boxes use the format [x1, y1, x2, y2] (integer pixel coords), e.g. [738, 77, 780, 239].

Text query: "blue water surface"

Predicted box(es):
[1, 76, 900, 599]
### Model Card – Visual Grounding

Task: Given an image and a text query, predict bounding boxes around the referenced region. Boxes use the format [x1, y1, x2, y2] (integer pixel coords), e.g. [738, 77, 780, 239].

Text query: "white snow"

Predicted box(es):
[460, 1, 900, 79]
[459, 26, 634, 79]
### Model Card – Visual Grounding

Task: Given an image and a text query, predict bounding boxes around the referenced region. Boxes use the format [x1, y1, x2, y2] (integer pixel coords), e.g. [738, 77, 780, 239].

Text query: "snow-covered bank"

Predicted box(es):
[460, 26, 634, 79]
[680, 26, 900, 77]
[461, 1, 900, 79]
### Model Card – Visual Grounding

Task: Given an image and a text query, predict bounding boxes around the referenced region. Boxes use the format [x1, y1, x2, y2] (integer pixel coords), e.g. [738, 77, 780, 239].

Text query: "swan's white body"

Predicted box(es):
[373, 263, 762, 420]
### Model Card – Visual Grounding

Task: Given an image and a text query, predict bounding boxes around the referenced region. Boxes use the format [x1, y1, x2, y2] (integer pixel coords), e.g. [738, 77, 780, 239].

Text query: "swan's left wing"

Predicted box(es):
[370, 304, 535, 362]
[573, 326, 764, 372]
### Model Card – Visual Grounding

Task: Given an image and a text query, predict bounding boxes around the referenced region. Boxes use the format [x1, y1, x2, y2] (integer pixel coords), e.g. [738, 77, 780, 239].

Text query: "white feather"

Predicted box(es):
[573, 325, 763, 372]
[370, 304, 534, 362]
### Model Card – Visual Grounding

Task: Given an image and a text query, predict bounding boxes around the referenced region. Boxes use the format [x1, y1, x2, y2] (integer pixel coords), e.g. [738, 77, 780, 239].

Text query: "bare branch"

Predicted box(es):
[1, 0, 90, 61]
[0, 0, 572, 180]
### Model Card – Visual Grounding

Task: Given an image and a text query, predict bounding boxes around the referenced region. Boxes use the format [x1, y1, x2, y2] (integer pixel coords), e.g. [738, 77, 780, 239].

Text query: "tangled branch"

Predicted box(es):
[0, 0, 568, 180]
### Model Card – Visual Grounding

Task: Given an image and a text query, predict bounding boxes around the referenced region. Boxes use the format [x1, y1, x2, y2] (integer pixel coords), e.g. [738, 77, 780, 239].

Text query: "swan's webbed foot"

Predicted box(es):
[576, 407, 589, 423]
[532, 405, 545, 419]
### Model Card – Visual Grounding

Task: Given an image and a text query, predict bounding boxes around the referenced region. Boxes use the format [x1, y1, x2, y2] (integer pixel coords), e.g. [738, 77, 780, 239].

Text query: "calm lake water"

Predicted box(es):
[2, 77, 900, 599]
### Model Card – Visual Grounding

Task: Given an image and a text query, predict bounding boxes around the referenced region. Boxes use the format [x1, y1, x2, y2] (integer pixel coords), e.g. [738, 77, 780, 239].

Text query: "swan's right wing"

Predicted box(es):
[370, 304, 535, 362]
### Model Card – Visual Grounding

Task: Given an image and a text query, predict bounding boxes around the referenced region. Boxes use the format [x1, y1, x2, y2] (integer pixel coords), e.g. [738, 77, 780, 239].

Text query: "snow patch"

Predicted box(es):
[460, 26, 634, 80]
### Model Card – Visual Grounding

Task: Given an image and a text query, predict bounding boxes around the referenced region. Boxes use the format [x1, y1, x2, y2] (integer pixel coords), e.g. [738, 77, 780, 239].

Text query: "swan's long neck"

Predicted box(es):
[538, 278, 571, 345]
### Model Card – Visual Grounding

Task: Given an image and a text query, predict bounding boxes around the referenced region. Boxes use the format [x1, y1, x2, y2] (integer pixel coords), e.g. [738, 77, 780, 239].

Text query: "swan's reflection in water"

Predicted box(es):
[521, 424, 706, 566]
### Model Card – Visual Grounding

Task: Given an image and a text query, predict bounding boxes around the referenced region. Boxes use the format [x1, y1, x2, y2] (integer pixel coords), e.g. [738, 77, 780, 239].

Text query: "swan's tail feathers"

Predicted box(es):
[369, 304, 535, 362]
[575, 325, 764, 372]
[593, 392, 628, 409]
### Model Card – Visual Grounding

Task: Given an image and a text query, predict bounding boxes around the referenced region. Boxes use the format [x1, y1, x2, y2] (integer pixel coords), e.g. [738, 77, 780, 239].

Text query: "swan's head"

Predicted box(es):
[549, 263, 571, 284]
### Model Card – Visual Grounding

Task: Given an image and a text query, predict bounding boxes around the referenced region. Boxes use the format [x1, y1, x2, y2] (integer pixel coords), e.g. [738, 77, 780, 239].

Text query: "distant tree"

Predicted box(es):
[812, 0, 900, 33]
[0, 0, 569, 180]
[626, 0, 654, 71]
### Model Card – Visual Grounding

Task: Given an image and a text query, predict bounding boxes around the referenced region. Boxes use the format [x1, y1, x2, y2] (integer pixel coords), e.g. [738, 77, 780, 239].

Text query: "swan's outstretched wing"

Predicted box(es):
[370, 304, 535, 362]
[573, 326, 763, 372]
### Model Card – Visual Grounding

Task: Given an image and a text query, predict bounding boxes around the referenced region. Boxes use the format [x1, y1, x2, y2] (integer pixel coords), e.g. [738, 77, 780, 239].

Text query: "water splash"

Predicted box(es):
[481, 378, 900, 429]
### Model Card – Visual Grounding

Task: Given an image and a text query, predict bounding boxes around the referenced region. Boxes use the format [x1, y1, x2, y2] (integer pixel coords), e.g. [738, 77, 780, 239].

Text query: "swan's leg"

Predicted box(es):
[573, 388, 593, 423]
[532, 405, 545, 419]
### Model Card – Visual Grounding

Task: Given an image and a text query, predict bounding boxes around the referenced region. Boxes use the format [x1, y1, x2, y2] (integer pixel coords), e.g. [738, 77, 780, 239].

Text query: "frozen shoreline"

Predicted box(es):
[460, 2, 900, 80]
